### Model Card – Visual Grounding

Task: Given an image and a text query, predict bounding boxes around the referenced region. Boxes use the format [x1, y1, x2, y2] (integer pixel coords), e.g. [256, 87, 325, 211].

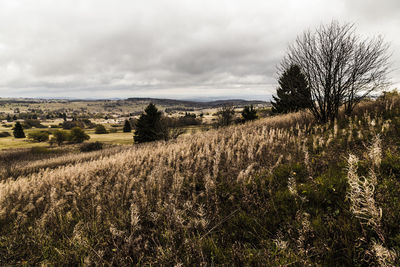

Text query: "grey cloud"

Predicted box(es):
[0, 0, 399, 99]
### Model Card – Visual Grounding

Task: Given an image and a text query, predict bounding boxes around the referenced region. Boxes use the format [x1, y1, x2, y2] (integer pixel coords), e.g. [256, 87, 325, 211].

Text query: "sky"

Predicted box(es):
[0, 0, 399, 100]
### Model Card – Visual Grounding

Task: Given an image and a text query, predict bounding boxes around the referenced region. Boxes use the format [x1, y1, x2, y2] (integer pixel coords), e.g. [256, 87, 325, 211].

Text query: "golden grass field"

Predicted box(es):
[0, 94, 399, 265]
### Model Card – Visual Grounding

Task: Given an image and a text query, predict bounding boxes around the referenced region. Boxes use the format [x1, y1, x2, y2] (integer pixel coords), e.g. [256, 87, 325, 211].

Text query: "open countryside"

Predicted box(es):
[1, 1, 400, 266]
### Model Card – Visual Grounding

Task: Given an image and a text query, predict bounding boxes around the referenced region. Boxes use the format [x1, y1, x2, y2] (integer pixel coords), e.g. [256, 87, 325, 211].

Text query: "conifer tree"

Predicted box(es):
[123, 119, 132, 132]
[271, 64, 311, 114]
[13, 121, 25, 138]
[241, 105, 258, 122]
[134, 103, 167, 143]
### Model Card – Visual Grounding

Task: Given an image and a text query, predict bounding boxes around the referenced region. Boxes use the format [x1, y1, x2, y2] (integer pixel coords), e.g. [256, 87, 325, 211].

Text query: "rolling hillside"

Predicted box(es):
[0, 93, 399, 265]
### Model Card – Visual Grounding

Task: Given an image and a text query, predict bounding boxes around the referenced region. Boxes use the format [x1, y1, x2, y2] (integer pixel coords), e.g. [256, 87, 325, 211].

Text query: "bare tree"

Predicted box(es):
[281, 21, 390, 122]
[217, 105, 235, 126]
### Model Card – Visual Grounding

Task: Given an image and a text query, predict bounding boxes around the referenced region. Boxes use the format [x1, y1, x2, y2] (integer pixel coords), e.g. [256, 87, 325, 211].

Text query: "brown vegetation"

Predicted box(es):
[0, 93, 399, 265]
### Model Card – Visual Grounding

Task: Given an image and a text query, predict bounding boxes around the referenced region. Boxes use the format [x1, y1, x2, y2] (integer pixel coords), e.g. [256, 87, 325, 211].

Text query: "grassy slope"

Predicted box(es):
[0, 129, 134, 150]
[0, 125, 209, 150]
[0, 95, 400, 265]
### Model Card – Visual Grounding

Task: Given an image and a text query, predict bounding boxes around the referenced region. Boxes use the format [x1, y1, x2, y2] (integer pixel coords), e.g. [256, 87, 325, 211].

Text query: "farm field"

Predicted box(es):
[0, 124, 215, 150]
[0, 97, 267, 150]
[0, 132, 135, 149]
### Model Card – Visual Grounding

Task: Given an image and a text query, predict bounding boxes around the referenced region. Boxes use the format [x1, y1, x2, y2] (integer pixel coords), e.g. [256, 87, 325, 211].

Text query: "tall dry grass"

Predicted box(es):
[0, 145, 129, 179]
[1, 93, 400, 265]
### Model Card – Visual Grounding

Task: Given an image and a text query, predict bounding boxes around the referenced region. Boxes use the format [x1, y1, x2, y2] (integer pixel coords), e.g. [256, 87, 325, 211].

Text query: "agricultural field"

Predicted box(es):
[0, 120, 214, 150]
[0, 97, 268, 118]
[0, 98, 268, 150]
[0, 132, 134, 149]
[0, 93, 399, 265]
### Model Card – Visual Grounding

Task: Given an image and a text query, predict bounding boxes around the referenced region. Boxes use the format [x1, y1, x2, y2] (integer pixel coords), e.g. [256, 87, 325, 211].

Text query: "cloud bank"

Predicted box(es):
[0, 0, 399, 99]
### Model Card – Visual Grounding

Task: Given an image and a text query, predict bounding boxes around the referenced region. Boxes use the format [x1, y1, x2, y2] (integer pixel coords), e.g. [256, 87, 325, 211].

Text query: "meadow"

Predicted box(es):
[0, 93, 399, 265]
[0, 129, 134, 150]
[0, 99, 242, 150]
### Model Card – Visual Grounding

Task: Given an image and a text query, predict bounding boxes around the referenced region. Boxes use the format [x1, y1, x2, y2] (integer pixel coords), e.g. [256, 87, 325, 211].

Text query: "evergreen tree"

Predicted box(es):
[241, 105, 258, 122]
[271, 64, 312, 114]
[134, 103, 167, 143]
[123, 119, 132, 132]
[13, 122, 25, 138]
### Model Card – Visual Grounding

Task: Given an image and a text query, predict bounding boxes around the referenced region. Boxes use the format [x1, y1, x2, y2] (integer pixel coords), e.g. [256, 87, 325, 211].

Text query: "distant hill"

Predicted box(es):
[0, 97, 269, 107]
[126, 97, 269, 108]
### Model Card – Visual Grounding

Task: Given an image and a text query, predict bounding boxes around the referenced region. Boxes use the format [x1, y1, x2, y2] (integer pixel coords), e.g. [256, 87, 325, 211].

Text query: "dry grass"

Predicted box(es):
[0, 94, 400, 265]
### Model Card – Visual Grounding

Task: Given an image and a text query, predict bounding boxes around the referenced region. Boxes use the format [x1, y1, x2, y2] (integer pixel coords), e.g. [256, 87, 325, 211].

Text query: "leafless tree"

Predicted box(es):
[217, 105, 235, 126]
[281, 21, 390, 122]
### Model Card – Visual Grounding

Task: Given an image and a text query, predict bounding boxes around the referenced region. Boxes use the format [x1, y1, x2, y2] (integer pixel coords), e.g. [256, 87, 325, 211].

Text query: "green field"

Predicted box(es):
[0, 136, 48, 150]
[0, 130, 135, 150]
[88, 132, 133, 144]
[0, 124, 213, 150]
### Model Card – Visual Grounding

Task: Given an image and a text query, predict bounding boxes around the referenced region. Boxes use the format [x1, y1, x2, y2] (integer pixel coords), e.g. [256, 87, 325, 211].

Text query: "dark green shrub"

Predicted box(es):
[51, 130, 69, 146]
[95, 124, 108, 134]
[0, 131, 11, 138]
[80, 141, 103, 152]
[241, 105, 258, 122]
[23, 119, 46, 129]
[68, 127, 90, 143]
[27, 131, 49, 142]
[62, 120, 84, 130]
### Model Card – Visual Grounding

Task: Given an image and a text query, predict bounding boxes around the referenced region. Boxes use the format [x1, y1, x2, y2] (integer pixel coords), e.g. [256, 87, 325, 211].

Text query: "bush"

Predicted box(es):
[23, 119, 46, 129]
[241, 105, 258, 122]
[81, 119, 96, 128]
[50, 130, 69, 146]
[80, 141, 103, 152]
[62, 121, 84, 130]
[68, 127, 90, 143]
[176, 113, 202, 126]
[216, 105, 235, 126]
[27, 131, 49, 142]
[95, 124, 108, 134]
[0, 132, 11, 138]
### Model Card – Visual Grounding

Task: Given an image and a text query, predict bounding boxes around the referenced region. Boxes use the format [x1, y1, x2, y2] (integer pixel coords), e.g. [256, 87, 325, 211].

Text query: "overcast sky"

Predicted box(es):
[0, 0, 399, 100]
